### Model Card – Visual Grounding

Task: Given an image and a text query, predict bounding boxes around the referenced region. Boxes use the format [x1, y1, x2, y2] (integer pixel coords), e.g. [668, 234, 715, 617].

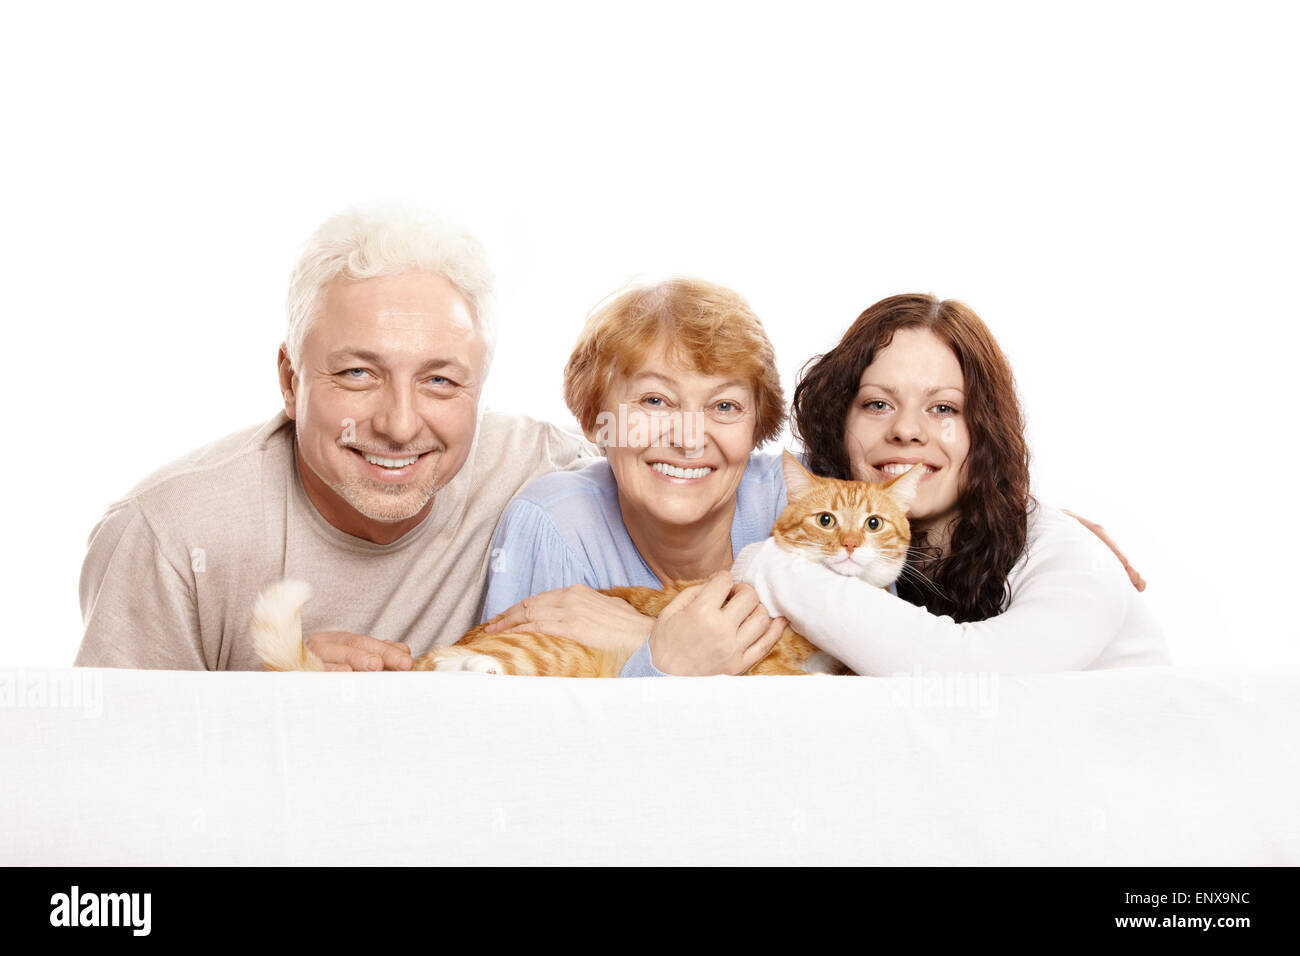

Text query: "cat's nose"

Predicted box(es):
[842, 535, 862, 554]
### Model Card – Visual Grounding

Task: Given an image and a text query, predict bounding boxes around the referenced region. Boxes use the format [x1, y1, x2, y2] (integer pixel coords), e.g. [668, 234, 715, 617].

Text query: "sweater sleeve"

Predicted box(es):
[734, 529, 1131, 675]
[481, 498, 595, 622]
[76, 501, 207, 670]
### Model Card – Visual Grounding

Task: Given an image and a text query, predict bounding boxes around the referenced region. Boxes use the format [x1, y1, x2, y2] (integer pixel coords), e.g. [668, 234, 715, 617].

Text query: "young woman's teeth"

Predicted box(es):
[363, 453, 420, 469]
[879, 463, 935, 475]
[651, 463, 713, 479]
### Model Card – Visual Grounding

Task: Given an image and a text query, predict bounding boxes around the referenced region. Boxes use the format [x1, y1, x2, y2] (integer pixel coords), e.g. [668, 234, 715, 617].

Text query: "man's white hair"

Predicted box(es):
[285, 203, 495, 372]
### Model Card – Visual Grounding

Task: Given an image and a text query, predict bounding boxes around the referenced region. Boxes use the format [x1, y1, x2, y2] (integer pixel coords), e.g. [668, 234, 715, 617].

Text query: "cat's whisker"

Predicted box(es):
[895, 562, 949, 600]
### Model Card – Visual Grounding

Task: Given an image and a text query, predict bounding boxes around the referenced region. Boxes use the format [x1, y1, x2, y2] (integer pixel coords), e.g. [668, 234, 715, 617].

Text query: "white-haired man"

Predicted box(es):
[76, 206, 594, 670]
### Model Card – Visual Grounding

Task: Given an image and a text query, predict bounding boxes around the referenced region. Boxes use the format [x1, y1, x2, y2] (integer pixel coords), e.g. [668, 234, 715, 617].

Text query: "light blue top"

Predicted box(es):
[481, 452, 789, 676]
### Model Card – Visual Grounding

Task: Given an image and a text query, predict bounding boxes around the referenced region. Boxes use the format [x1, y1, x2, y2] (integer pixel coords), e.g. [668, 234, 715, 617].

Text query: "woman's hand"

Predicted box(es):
[648, 571, 788, 676]
[484, 584, 655, 656]
[1063, 510, 1147, 592]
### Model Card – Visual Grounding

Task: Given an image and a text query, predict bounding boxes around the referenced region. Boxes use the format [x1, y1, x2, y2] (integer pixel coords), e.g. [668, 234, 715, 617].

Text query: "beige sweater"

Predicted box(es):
[76, 410, 594, 670]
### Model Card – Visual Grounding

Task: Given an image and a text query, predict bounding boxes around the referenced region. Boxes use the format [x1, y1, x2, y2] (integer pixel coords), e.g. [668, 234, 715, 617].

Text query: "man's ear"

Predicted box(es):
[277, 344, 298, 421]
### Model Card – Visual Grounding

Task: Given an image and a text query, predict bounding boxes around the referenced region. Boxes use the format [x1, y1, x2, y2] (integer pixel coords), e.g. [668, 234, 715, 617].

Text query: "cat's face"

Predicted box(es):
[773, 452, 922, 588]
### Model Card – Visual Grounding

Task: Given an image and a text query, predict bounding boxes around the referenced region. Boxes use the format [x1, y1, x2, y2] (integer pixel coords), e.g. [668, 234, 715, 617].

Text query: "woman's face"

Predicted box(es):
[596, 347, 757, 532]
[843, 327, 971, 530]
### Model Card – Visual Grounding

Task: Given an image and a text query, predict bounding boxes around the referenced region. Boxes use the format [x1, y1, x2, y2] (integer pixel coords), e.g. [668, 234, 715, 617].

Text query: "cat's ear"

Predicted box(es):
[886, 463, 926, 513]
[781, 450, 815, 501]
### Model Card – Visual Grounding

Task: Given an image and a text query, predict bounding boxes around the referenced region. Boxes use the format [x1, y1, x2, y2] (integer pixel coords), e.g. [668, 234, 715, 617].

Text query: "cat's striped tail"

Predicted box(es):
[251, 579, 324, 672]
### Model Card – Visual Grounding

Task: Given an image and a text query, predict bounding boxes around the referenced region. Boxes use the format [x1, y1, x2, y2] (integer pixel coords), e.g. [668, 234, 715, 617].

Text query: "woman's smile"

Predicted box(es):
[843, 327, 970, 534]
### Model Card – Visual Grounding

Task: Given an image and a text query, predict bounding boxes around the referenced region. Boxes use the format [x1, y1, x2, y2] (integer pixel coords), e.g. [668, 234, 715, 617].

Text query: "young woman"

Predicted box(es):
[732, 293, 1171, 673]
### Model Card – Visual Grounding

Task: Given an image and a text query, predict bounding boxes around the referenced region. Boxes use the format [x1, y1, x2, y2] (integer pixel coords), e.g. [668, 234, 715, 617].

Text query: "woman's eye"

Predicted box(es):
[817, 513, 836, 528]
[931, 403, 957, 415]
[863, 400, 890, 412]
[712, 400, 745, 422]
[866, 515, 882, 532]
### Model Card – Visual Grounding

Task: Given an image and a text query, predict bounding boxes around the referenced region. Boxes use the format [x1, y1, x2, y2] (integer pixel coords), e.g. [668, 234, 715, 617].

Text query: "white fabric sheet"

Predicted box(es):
[2, 666, 1296, 865]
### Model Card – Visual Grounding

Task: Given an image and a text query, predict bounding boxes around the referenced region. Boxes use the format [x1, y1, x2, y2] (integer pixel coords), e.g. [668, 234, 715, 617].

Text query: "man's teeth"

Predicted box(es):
[363, 453, 420, 469]
[878, 463, 935, 476]
[650, 462, 714, 480]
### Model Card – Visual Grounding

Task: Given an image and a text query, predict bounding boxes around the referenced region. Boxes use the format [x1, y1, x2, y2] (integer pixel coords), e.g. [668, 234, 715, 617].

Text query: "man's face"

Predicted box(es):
[280, 271, 487, 543]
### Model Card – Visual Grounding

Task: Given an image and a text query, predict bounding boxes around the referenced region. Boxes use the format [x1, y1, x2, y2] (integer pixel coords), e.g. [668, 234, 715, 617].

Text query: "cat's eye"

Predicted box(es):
[866, 515, 883, 532]
[817, 513, 836, 528]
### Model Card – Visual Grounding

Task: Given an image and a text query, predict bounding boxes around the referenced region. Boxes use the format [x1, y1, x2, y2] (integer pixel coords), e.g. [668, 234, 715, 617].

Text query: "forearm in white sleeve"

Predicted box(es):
[735, 536, 1127, 675]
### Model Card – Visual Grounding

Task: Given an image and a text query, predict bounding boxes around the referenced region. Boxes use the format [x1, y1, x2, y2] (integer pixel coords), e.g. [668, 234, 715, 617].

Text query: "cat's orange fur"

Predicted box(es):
[253, 453, 923, 677]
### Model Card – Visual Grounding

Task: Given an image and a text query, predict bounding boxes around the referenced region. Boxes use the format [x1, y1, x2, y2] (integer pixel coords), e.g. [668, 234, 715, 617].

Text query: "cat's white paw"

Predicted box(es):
[434, 653, 507, 675]
[462, 654, 507, 675]
[802, 651, 842, 675]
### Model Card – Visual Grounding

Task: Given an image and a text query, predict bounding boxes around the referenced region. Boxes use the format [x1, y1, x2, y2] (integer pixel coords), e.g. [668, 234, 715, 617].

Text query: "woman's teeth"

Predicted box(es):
[363, 453, 420, 469]
[878, 463, 936, 476]
[650, 462, 713, 479]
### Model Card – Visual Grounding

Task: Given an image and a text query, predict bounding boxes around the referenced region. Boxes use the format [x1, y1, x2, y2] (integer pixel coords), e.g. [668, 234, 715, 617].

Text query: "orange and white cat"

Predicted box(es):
[253, 453, 923, 676]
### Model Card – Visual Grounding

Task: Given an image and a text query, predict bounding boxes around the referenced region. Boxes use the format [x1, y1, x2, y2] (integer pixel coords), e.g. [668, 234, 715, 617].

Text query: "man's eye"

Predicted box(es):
[340, 368, 371, 379]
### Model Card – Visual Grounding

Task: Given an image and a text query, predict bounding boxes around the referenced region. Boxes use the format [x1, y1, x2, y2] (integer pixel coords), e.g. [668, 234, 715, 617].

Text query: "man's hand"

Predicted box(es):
[1063, 510, 1147, 592]
[484, 584, 654, 656]
[304, 632, 414, 671]
[648, 571, 788, 676]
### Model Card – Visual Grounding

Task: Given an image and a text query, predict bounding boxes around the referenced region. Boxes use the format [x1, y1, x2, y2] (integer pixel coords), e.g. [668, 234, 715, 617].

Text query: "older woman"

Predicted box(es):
[733, 293, 1171, 673]
[481, 277, 790, 675]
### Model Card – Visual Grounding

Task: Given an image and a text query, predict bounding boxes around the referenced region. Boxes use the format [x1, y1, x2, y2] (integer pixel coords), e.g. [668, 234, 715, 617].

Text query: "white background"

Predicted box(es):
[2, 0, 1296, 668]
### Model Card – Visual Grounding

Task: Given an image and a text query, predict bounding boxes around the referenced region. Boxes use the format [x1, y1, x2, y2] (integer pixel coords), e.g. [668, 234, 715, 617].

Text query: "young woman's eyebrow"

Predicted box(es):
[857, 383, 965, 397]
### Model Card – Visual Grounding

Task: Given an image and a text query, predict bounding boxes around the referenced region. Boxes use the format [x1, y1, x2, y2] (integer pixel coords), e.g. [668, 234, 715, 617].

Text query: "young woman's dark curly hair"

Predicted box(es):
[791, 293, 1031, 623]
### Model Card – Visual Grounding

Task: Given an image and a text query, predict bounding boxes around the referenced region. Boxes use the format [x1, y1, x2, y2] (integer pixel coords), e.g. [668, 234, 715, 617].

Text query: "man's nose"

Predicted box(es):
[371, 385, 422, 446]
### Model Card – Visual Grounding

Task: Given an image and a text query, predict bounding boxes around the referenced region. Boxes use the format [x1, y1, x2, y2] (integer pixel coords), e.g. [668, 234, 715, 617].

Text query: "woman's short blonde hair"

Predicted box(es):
[563, 277, 785, 447]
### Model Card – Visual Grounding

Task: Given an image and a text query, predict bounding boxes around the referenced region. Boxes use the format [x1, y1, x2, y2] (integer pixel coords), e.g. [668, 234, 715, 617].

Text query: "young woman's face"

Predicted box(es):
[842, 327, 971, 531]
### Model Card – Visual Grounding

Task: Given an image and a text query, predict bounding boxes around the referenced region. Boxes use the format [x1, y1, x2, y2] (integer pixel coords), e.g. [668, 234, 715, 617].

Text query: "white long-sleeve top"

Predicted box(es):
[732, 502, 1171, 675]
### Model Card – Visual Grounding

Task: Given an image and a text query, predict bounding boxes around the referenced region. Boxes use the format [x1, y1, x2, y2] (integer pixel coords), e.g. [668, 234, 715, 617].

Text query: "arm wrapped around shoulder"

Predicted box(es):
[734, 508, 1169, 675]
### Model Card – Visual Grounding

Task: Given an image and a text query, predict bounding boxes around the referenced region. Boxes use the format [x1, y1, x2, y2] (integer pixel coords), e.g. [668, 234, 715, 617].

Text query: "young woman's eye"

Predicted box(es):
[931, 403, 958, 415]
[863, 399, 890, 412]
